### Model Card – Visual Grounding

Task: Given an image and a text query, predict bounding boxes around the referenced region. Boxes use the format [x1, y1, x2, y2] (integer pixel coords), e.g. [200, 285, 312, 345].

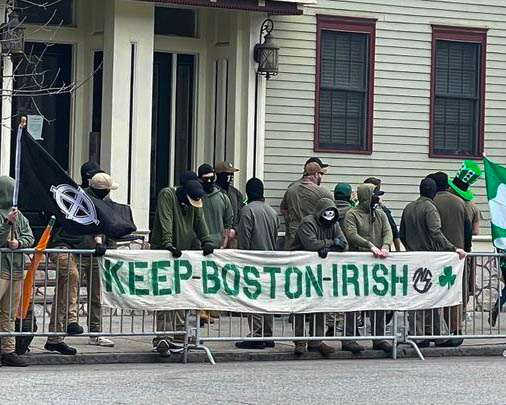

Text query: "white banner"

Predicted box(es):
[99, 250, 464, 313]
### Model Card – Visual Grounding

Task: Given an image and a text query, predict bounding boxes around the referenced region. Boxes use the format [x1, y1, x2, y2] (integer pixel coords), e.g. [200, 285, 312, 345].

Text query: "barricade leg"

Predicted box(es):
[402, 311, 425, 361]
[192, 311, 215, 365]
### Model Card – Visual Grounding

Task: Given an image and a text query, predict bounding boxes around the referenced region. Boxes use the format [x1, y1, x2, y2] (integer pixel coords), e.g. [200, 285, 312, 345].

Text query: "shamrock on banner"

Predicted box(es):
[484, 156, 506, 249]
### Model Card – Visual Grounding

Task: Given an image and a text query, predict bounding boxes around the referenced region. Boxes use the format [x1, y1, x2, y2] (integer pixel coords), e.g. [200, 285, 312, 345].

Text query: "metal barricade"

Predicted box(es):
[403, 252, 506, 360]
[0, 248, 190, 362]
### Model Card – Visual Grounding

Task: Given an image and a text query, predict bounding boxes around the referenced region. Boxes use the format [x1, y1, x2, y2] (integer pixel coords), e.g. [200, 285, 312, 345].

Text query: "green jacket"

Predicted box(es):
[292, 198, 348, 252]
[151, 187, 212, 250]
[280, 178, 334, 250]
[0, 177, 35, 280]
[217, 185, 245, 231]
[343, 184, 393, 252]
[399, 196, 456, 252]
[201, 186, 233, 248]
[335, 200, 352, 228]
[50, 187, 104, 250]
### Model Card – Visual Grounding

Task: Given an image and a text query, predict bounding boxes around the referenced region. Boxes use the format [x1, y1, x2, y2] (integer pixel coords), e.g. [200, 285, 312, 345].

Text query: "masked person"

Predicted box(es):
[280, 161, 333, 250]
[45, 172, 116, 356]
[150, 174, 215, 358]
[235, 178, 280, 350]
[0, 177, 34, 366]
[215, 162, 245, 249]
[291, 198, 348, 356]
[342, 183, 393, 354]
[80, 160, 102, 189]
[400, 178, 466, 347]
[428, 171, 471, 345]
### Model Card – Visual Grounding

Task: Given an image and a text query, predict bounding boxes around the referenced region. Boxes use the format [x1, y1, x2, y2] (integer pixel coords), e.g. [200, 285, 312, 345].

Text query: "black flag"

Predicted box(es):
[18, 129, 136, 239]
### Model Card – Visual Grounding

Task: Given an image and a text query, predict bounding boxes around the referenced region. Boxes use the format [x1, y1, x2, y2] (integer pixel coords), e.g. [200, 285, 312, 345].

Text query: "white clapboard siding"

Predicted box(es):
[264, 0, 506, 238]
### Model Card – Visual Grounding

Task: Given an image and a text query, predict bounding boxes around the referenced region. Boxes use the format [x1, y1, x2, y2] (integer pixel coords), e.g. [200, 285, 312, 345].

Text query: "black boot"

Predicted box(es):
[44, 342, 77, 355]
[67, 322, 84, 335]
[1, 353, 28, 367]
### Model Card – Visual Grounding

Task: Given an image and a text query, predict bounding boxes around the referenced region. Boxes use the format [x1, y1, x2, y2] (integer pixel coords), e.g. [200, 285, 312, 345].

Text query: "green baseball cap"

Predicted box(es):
[448, 160, 482, 201]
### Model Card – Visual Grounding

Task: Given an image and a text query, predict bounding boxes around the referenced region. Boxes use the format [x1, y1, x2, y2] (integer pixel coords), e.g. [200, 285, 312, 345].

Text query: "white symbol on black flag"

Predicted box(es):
[50, 184, 100, 226]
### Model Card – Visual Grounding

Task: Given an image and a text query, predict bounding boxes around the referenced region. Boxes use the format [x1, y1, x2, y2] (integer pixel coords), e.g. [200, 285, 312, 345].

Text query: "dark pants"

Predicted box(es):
[344, 311, 387, 345]
[293, 313, 325, 348]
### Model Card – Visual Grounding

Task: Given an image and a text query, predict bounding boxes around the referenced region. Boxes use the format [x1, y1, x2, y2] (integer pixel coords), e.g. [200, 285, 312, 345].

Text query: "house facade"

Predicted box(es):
[262, 0, 506, 250]
[0, 0, 310, 236]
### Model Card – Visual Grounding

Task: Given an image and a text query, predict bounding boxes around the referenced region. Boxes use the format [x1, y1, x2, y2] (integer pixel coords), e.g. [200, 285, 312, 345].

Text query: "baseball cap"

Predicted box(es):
[305, 157, 329, 169]
[334, 183, 352, 201]
[185, 180, 204, 208]
[304, 162, 324, 176]
[215, 161, 239, 174]
[89, 173, 119, 190]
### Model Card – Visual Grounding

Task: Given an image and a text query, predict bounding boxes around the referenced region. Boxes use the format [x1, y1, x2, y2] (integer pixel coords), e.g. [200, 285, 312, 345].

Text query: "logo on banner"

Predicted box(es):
[413, 268, 433, 294]
[50, 184, 100, 225]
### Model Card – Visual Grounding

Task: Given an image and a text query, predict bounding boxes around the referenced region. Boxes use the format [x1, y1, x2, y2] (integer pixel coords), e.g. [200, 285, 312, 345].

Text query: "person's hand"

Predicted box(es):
[203, 243, 214, 256]
[456, 248, 466, 260]
[318, 247, 329, 259]
[228, 229, 236, 240]
[333, 238, 346, 250]
[94, 243, 107, 257]
[380, 248, 390, 257]
[6, 208, 18, 224]
[371, 246, 383, 257]
[168, 246, 182, 258]
[8, 239, 19, 250]
[351, 191, 358, 202]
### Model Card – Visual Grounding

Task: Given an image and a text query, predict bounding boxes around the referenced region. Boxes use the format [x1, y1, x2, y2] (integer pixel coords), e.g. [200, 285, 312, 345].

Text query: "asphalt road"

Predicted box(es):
[0, 357, 504, 404]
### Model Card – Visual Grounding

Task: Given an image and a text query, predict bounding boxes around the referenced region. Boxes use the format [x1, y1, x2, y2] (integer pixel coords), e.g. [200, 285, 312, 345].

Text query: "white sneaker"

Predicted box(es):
[88, 336, 115, 347]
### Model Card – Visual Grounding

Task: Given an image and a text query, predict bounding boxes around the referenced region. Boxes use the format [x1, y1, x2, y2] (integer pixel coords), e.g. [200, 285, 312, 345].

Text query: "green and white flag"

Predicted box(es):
[484, 156, 506, 249]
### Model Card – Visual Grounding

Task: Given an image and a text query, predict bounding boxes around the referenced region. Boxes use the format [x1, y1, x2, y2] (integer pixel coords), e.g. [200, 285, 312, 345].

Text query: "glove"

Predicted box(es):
[94, 243, 107, 257]
[333, 237, 346, 251]
[168, 246, 182, 258]
[318, 248, 329, 259]
[202, 243, 214, 256]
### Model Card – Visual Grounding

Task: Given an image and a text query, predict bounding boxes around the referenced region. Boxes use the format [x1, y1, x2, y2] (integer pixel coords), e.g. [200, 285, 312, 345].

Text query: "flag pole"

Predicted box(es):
[10, 116, 26, 242]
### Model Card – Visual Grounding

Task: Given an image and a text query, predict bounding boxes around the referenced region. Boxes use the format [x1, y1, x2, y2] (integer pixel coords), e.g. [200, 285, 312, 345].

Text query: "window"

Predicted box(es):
[17, 0, 74, 26]
[154, 7, 196, 37]
[430, 26, 487, 158]
[315, 16, 376, 153]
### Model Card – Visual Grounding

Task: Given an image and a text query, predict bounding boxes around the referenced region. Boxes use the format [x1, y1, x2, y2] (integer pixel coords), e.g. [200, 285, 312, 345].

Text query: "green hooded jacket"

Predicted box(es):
[151, 187, 213, 250]
[292, 198, 348, 252]
[0, 176, 35, 280]
[342, 184, 393, 252]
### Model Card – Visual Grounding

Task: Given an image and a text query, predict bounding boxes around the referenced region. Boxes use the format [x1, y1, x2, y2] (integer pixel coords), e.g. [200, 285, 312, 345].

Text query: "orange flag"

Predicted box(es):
[18, 216, 56, 319]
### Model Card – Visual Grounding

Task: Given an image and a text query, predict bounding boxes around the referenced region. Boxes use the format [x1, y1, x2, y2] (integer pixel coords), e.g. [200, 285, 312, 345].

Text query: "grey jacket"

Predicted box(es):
[400, 196, 456, 252]
[292, 198, 348, 252]
[237, 200, 279, 251]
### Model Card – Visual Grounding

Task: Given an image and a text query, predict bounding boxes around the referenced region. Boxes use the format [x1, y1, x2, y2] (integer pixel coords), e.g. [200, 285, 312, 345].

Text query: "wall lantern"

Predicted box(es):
[254, 19, 279, 79]
[1, 8, 25, 56]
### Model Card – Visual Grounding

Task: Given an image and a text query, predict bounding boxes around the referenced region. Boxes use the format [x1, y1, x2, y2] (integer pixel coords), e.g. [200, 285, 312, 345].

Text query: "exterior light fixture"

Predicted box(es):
[1, 8, 25, 55]
[254, 19, 279, 79]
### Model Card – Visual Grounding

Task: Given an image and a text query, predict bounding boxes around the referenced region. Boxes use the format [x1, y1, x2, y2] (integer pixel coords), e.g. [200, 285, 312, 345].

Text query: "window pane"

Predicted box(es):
[319, 30, 368, 150]
[155, 7, 196, 37]
[433, 39, 480, 156]
[17, 0, 74, 26]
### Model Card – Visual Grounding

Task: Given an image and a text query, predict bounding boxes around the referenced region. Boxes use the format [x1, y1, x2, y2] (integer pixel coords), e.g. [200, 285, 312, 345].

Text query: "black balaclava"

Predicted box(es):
[428, 172, 448, 193]
[80, 161, 101, 188]
[179, 171, 198, 186]
[246, 178, 264, 203]
[420, 178, 437, 200]
[320, 208, 338, 227]
[198, 163, 216, 194]
[216, 172, 233, 191]
[90, 188, 110, 200]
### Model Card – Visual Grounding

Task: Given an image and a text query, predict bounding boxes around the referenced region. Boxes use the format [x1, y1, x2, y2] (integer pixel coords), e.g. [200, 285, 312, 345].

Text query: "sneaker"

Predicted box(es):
[235, 341, 266, 350]
[294, 342, 307, 355]
[66, 322, 84, 335]
[155, 340, 171, 358]
[373, 341, 393, 353]
[44, 342, 77, 355]
[308, 342, 335, 356]
[88, 337, 115, 347]
[1, 353, 28, 367]
[342, 341, 365, 354]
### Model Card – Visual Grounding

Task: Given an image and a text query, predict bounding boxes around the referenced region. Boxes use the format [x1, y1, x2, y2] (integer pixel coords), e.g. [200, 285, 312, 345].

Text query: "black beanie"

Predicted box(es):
[198, 164, 214, 178]
[420, 178, 437, 199]
[427, 171, 448, 192]
[246, 178, 264, 202]
[80, 161, 101, 188]
[179, 171, 198, 186]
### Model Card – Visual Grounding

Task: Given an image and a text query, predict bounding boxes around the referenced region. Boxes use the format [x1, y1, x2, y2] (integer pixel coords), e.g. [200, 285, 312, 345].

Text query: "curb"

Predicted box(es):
[21, 344, 505, 366]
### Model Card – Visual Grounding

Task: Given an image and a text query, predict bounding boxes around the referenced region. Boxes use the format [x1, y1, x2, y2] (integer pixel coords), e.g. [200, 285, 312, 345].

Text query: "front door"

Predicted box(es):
[150, 52, 195, 226]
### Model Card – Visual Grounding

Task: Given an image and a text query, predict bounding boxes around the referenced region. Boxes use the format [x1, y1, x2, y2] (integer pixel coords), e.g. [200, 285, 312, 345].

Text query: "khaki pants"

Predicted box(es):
[248, 314, 273, 338]
[0, 279, 22, 354]
[47, 252, 101, 344]
[293, 313, 325, 348]
[153, 310, 186, 347]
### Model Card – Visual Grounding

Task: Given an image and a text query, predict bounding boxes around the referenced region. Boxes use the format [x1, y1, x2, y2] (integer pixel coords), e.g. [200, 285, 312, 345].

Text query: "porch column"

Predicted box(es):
[101, 0, 154, 233]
